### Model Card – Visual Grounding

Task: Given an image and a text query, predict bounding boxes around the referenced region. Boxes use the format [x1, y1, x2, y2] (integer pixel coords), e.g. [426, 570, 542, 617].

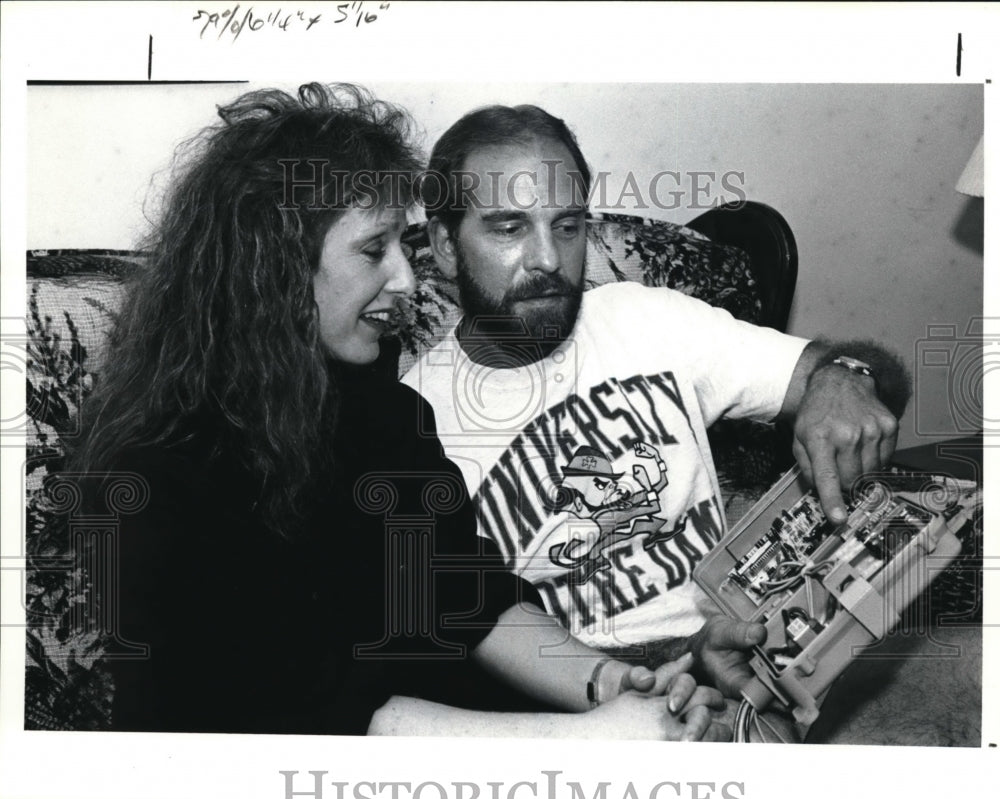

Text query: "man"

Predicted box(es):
[402, 104, 910, 700]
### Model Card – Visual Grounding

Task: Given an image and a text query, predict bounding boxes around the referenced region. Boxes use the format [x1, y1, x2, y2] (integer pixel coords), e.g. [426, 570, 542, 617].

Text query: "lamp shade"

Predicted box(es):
[956, 135, 984, 197]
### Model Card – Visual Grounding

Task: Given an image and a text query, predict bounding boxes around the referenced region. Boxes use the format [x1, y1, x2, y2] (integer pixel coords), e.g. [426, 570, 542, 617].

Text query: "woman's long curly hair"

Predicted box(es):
[71, 83, 422, 535]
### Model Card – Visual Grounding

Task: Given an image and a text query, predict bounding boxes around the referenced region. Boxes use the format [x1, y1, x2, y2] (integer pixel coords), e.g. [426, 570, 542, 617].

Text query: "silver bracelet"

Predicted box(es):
[586, 658, 615, 708]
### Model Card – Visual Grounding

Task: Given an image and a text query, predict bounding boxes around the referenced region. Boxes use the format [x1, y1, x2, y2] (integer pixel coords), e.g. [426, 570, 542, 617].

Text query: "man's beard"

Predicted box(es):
[453, 244, 584, 362]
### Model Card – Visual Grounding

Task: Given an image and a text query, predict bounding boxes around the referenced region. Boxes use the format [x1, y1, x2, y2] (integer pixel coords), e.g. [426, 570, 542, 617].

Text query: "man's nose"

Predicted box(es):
[524, 229, 560, 274]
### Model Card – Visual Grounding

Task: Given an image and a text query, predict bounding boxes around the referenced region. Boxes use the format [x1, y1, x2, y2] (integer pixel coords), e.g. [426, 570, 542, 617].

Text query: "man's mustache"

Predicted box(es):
[505, 273, 579, 303]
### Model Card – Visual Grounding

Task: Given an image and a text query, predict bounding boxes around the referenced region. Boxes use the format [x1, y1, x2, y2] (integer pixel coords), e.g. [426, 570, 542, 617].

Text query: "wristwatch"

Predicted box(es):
[831, 356, 879, 394]
[831, 355, 873, 379]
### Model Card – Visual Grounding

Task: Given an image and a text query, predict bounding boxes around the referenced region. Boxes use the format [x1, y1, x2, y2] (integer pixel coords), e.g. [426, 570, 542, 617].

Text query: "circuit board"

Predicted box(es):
[694, 467, 979, 724]
[728, 487, 936, 604]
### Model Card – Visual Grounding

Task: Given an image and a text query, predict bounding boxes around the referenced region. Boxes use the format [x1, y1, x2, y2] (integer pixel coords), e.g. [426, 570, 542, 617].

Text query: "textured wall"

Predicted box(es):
[28, 83, 984, 448]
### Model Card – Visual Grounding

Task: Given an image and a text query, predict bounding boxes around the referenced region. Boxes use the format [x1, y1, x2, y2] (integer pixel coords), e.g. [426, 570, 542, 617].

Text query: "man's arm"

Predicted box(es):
[778, 338, 911, 523]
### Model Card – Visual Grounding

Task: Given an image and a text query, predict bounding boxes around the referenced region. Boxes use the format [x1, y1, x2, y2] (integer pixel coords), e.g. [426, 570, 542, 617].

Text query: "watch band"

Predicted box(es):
[831, 356, 880, 395]
[831, 356, 872, 378]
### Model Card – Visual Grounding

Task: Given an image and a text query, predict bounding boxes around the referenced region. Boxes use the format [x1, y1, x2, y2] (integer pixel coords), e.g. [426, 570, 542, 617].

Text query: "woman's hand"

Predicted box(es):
[589, 652, 729, 740]
[368, 693, 731, 740]
[621, 651, 691, 695]
[619, 652, 719, 710]
[583, 691, 731, 741]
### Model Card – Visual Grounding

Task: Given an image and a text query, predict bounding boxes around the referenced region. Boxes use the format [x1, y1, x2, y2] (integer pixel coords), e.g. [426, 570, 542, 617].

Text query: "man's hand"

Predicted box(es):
[780, 340, 909, 524]
[792, 364, 898, 523]
[688, 616, 767, 699]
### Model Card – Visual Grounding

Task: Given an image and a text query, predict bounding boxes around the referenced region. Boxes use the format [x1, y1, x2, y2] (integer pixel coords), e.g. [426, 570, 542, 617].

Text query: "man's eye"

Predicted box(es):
[362, 246, 386, 261]
[493, 223, 523, 237]
[555, 220, 582, 236]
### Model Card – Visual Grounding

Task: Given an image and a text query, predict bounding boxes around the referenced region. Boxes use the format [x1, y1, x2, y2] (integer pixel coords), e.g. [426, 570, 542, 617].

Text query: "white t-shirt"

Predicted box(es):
[402, 282, 809, 647]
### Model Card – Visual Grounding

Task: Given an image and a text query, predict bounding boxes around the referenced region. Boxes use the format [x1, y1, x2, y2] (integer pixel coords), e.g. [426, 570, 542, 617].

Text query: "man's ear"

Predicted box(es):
[427, 217, 458, 279]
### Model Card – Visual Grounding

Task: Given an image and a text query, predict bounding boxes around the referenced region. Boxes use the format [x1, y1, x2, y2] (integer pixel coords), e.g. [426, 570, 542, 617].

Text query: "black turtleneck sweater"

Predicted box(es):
[98, 369, 542, 734]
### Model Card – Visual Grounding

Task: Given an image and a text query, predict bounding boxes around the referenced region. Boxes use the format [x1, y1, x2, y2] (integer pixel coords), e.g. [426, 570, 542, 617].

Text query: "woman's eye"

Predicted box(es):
[362, 246, 386, 261]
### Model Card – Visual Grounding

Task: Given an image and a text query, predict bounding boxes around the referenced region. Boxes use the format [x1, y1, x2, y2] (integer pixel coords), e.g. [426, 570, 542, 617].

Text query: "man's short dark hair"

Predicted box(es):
[421, 104, 592, 236]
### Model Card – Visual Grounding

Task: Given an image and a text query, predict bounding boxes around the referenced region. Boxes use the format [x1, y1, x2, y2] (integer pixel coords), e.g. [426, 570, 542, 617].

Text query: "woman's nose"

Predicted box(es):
[385, 245, 417, 297]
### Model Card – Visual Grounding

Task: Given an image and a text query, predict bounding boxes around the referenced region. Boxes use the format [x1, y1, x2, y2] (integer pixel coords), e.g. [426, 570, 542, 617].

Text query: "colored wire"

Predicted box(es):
[733, 698, 755, 743]
[755, 711, 793, 744]
[733, 698, 794, 744]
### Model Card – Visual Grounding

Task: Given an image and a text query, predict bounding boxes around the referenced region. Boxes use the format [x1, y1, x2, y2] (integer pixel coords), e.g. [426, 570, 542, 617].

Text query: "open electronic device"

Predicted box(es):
[693, 466, 980, 733]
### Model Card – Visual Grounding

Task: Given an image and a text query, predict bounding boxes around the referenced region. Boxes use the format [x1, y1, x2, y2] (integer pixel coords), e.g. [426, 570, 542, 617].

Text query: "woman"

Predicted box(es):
[72, 83, 727, 739]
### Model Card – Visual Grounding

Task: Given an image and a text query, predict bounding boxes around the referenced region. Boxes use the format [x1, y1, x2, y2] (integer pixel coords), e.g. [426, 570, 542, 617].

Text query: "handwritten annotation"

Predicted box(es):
[193, 2, 390, 42]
